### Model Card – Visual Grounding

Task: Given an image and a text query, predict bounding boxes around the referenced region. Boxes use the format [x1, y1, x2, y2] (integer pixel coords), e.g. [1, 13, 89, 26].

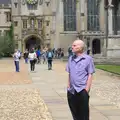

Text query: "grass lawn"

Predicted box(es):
[95, 65, 120, 75]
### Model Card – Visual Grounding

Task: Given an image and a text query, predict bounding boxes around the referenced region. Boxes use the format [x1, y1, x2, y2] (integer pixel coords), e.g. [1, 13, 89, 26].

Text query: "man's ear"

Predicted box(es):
[79, 47, 83, 52]
[78, 46, 82, 51]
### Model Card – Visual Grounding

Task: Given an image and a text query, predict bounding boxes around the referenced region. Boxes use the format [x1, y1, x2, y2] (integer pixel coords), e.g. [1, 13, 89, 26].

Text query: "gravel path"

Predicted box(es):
[0, 89, 52, 120]
[91, 69, 120, 108]
[0, 59, 53, 120]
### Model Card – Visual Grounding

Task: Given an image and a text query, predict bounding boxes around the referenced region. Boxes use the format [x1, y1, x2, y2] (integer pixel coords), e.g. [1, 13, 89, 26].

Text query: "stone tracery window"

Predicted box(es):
[112, 0, 120, 34]
[87, 0, 100, 31]
[5, 12, 11, 22]
[63, 0, 76, 31]
[23, 20, 27, 29]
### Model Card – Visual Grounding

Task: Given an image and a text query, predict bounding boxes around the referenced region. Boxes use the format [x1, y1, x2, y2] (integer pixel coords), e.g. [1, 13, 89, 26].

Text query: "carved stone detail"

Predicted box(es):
[39, 0, 43, 5]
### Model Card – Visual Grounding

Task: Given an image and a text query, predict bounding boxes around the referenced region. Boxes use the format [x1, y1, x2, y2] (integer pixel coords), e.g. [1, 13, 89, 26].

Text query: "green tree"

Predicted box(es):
[0, 36, 5, 57]
[8, 23, 15, 53]
[0, 23, 15, 57]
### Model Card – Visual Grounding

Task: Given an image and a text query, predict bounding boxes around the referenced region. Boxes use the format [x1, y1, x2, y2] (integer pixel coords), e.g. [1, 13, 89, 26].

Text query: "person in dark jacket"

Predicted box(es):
[23, 49, 29, 63]
[36, 49, 41, 64]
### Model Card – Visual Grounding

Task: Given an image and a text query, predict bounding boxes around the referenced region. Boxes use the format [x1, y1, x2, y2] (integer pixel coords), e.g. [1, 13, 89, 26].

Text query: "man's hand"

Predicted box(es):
[85, 88, 90, 93]
[67, 74, 70, 89]
[67, 83, 70, 89]
[85, 74, 92, 93]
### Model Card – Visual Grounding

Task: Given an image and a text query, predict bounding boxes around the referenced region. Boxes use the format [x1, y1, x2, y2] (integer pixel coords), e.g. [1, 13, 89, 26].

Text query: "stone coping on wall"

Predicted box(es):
[0, 4, 11, 8]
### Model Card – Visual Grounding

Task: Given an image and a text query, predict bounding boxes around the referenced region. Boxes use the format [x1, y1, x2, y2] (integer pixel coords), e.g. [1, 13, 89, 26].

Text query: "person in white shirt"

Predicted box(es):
[13, 49, 21, 72]
[28, 48, 37, 71]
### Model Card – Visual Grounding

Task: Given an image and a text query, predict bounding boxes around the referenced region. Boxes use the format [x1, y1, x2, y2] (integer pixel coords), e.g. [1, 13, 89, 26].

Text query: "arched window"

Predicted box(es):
[63, 0, 76, 31]
[87, 0, 100, 31]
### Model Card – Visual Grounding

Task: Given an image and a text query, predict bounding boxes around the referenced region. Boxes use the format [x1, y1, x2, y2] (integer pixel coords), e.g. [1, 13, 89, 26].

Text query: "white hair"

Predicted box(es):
[74, 39, 86, 52]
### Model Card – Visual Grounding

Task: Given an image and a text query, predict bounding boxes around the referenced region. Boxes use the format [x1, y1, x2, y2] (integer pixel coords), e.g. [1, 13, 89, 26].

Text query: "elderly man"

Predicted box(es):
[66, 40, 95, 120]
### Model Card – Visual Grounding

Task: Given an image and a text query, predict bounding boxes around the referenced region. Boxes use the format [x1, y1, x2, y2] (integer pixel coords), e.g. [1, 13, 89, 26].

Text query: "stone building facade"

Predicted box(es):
[0, 0, 120, 58]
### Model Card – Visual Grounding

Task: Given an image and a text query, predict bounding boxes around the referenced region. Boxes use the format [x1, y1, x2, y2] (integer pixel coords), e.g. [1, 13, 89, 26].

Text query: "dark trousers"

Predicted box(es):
[14, 61, 19, 72]
[25, 58, 28, 63]
[67, 89, 89, 120]
[48, 59, 52, 70]
[43, 56, 47, 64]
[30, 60, 35, 71]
[37, 56, 41, 64]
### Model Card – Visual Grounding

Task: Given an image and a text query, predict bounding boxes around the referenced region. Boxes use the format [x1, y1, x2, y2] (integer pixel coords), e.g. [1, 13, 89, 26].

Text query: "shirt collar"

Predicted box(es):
[72, 53, 86, 62]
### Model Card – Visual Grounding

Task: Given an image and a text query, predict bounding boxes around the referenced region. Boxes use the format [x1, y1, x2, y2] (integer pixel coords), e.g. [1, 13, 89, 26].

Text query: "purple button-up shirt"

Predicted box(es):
[66, 54, 95, 94]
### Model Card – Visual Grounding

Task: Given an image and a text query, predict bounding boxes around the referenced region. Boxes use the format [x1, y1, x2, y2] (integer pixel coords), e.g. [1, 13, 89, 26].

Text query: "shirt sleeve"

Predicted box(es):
[87, 57, 95, 74]
[66, 57, 71, 73]
[66, 63, 70, 73]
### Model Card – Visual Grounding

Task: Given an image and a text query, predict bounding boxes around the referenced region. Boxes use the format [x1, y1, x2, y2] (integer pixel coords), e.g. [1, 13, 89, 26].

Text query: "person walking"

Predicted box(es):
[28, 48, 37, 72]
[46, 48, 54, 70]
[42, 48, 47, 64]
[13, 49, 21, 72]
[36, 48, 41, 64]
[66, 40, 95, 120]
[23, 49, 29, 63]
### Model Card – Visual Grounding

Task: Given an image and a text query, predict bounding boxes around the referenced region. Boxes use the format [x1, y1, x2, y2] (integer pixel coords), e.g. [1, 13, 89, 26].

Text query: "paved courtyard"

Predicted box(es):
[0, 59, 31, 84]
[0, 58, 120, 120]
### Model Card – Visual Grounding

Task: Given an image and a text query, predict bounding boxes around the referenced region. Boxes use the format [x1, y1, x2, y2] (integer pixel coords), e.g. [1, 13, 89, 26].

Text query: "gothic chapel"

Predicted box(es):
[0, 0, 120, 58]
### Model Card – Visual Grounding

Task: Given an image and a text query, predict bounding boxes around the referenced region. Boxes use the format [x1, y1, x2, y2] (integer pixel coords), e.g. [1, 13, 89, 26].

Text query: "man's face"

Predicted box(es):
[72, 42, 80, 53]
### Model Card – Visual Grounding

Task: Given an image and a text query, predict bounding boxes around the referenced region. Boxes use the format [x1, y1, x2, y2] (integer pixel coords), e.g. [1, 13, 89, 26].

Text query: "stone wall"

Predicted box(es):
[107, 37, 120, 58]
[58, 33, 77, 56]
[0, 8, 11, 32]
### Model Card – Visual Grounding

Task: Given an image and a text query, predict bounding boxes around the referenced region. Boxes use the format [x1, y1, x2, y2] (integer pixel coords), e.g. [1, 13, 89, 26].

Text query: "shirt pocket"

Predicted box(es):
[76, 64, 86, 72]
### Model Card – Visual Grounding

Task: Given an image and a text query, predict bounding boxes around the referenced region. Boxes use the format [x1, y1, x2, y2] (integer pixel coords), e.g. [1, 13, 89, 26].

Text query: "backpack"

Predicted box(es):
[48, 52, 52, 58]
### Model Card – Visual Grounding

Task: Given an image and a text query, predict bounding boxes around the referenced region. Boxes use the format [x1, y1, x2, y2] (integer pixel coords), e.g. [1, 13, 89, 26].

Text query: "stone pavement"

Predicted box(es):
[0, 58, 31, 84]
[0, 58, 120, 120]
[0, 58, 52, 120]
[30, 60, 120, 120]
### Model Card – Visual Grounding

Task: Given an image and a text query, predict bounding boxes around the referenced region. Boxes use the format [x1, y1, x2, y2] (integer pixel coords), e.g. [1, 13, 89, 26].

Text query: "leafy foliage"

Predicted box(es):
[0, 23, 15, 57]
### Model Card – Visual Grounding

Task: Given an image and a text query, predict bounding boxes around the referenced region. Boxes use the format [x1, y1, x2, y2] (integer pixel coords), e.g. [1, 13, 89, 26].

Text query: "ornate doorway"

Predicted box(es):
[24, 35, 41, 51]
[92, 39, 101, 54]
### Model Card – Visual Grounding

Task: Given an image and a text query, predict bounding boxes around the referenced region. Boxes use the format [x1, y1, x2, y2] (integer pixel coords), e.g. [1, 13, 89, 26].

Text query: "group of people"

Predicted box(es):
[53, 48, 64, 59]
[13, 47, 54, 72]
